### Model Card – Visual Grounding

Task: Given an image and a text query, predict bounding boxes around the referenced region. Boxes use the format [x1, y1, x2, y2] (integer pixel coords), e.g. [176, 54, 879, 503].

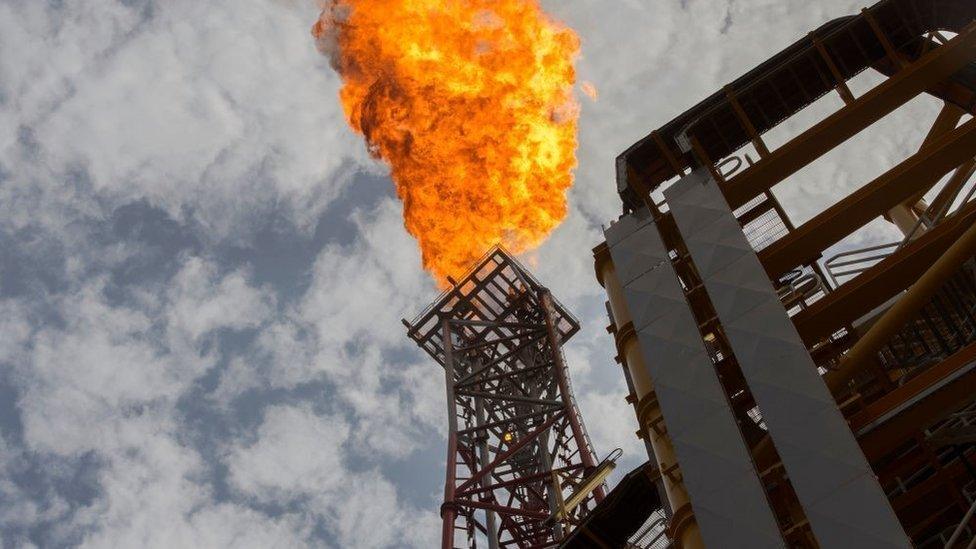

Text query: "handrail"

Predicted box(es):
[628, 509, 671, 549]
[899, 169, 976, 247]
[632, 517, 670, 548]
[824, 242, 900, 286]
[824, 172, 976, 287]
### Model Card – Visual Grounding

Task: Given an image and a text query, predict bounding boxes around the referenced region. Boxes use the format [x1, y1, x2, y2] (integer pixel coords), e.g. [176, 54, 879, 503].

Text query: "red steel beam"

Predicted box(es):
[454, 499, 550, 520]
[540, 291, 604, 501]
[456, 413, 562, 494]
[456, 464, 584, 498]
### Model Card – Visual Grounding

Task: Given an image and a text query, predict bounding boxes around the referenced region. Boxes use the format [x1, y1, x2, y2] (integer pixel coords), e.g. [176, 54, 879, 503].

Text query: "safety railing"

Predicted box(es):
[941, 495, 976, 548]
[884, 400, 976, 502]
[823, 171, 976, 287]
[899, 175, 976, 248]
[627, 509, 671, 549]
[927, 407, 976, 444]
[823, 242, 900, 287]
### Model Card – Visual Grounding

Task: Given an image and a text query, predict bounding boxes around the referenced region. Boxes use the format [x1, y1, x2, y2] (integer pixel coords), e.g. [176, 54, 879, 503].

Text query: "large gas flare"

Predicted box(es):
[313, 0, 581, 284]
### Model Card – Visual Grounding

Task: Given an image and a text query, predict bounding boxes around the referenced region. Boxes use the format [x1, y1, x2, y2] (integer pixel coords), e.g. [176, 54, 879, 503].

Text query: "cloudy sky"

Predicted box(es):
[0, 0, 944, 547]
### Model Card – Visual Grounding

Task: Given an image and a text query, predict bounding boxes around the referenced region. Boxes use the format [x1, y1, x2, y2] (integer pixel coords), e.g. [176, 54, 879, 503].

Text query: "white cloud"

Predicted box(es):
[209, 198, 444, 461]
[300, 198, 432, 354]
[227, 403, 438, 548]
[228, 404, 349, 500]
[71, 420, 313, 549]
[296, 199, 442, 457]
[0, 300, 30, 365]
[211, 319, 316, 401]
[2, 256, 356, 547]
[0, 438, 69, 539]
[0, 0, 369, 242]
[0, 0, 937, 547]
[17, 257, 273, 457]
[166, 257, 275, 342]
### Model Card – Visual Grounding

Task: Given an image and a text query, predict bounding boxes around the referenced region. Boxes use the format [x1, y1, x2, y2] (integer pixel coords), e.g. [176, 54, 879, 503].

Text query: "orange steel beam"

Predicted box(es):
[724, 85, 770, 157]
[827, 219, 976, 393]
[871, 55, 976, 116]
[929, 158, 976, 220]
[903, 104, 967, 207]
[721, 24, 976, 211]
[810, 32, 855, 105]
[793, 201, 976, 346]
[850, 342, 976, 462]
[758, 116, 976, 279]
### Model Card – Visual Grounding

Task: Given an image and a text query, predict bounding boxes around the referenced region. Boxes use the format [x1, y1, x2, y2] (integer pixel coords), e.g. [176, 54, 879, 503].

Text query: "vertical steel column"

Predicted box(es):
[538, 430, 564, 540]
[597, 256, 704, 548]
[441, 317, 460, 549]
[539, 290, 605, 501]
[474, 393, 500, 549]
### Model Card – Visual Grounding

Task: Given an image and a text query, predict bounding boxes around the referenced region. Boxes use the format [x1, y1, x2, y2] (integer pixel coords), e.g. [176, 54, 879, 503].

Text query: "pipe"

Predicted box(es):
[596, 253, 706, 549]
[828, 218, 976, 394]
[888, 204, 926, 236]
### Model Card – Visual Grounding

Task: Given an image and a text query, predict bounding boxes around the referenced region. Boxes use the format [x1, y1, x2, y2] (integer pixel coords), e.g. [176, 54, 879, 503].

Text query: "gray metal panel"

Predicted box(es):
[606, 213, 785, 549]
[604, 209, 663, 285]
[665, 171, 911, 548]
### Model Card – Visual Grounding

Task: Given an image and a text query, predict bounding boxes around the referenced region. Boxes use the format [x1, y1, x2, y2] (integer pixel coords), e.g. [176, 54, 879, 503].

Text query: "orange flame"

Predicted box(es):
[313, 0, 581, 285]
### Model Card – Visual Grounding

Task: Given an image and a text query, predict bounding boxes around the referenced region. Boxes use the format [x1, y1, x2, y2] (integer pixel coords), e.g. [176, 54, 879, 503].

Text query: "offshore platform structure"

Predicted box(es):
[406, 248, 610, 549]
[594, 0, 976, 546]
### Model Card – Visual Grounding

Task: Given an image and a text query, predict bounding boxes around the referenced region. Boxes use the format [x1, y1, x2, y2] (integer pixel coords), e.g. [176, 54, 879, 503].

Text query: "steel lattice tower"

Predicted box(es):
[405, 248, 605, 549]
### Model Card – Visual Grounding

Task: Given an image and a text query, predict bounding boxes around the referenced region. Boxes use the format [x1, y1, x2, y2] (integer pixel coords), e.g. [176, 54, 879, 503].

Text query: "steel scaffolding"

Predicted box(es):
[405, 248, 603, 549]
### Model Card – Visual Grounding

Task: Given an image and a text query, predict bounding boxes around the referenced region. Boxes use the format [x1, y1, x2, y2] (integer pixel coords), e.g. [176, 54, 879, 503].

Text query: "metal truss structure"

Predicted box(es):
[594, 0, 976, 545]
[405, 248, 604, 549]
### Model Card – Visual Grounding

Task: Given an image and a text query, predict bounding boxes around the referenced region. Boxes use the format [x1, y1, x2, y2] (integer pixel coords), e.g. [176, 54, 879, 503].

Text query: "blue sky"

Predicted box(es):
[0, 0, 939, 547]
